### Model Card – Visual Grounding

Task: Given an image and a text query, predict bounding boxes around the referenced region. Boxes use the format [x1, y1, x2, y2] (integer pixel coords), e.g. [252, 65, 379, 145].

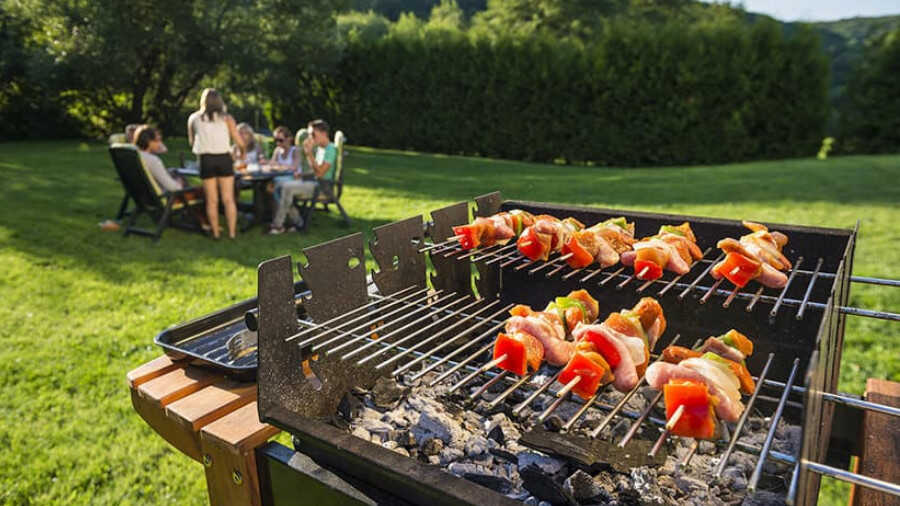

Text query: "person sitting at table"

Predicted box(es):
[135, 126, 207, 228]
[268, 120, 336, 235]
[127, 123, 168, 154]
[270, 125, 299, 172]
[233, 123, 265, 168]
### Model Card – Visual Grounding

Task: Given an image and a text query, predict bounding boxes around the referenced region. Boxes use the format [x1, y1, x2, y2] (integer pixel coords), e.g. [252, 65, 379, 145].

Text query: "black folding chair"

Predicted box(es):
[308, 131, 351, 227]
[109, 144, 204, 241]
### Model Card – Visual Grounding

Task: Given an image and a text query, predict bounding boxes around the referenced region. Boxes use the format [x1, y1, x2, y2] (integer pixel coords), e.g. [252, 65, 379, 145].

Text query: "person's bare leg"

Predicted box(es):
[203, 178, 220, 238]
[218, 176, 237, 238]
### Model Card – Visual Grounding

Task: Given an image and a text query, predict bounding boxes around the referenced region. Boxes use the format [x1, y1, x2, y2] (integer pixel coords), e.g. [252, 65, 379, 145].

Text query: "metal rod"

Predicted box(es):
[546, 261, 572, 278]
[616, 271, 639, 290]
[745, 285, 765, 312]
[618, 390, 663, 447]
[513, 371, 563, 415]
[680, 440, 699, 467]
[796, 258, 824, 320]
[848, 275, 900, 287]
[418, 237, 458, 253]
[769, 257, 804, 320]
[289, 287, 426, 344]
[563, 392, 602, 431]
[537, 386, 574, 423]
[471, 243, 517, 262]
[836, 305, 900, 322]
[714, 352, 776, 478]
[562, 267, 585, 280]
[373, 302, 511, 369]
[678, 255, 722, 300]
[786, 463, 801, 506]
[748, 358, 800, 493]
[803, 460, 900, 499]
[648, 428, 671, 457]
[308, 291, 455, 351]
[456, 243, 498, 260]
[486, 372, 535, 409]
[530, 254, 571, 275]
[440, 244, 465, 258]
[397, 319, 505, 378]
[722, 285, 741, 308]
[822, 391, 900, 417]
[636, 277, 657, 293]
[581, 333, 684, 435]
[342, 297, 486, 361]
[700, 277, 725, 304]
[469, 370, 509, 401]
[424, 341, 494, 386]
[600, 267, 626, 286]
[486, 249, 522, 266]
[579, 266, 607, 283]
[660, 250, 718, 297]
[556, 376, 581, 398]
[447, 354, 507, 394]
[500, 255, 527, 268]
[321, 293, 467, 354]
[515, 259, 539, 271]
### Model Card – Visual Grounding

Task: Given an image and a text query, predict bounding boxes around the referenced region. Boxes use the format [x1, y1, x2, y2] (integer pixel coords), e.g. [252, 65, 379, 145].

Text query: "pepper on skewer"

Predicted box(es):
[711, 221, 792, 289]
[560, 217, 636, 270]
[620, 223, 704, 281]
[451, 209, 536, 250]
[517, 216, 585, 261]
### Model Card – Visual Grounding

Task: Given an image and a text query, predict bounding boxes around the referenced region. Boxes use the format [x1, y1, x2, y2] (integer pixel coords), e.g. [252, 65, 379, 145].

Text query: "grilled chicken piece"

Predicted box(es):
[646, 361, 744, 422]
[712, 221, 792, 288]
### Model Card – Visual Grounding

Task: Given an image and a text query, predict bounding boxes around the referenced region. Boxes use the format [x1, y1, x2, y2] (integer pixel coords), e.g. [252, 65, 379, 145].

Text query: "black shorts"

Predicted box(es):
[199, 153, 234, 179]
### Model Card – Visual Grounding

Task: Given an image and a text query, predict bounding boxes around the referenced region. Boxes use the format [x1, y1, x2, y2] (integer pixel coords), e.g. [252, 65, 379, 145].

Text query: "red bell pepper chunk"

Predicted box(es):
[558, 350, 612, 399]
[715, 252, 761, 288]
[517, 228, 543, 261]
[452, 225, 480, 250]
[663, 379, 716, 439]
[634, 259, 663, 281]
[576, 329, 622, 368]
[493, 332, 544, 376]
[561, 236, 594, 269]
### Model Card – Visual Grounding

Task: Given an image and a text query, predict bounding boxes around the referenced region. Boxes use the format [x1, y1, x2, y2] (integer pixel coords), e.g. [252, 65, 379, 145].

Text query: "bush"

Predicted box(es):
[285, 18, 829, 166]
[839, 30, 900, 154]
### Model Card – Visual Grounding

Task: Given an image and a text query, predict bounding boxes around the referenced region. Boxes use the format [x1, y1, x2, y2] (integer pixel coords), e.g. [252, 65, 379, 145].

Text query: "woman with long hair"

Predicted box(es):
[188, 88, 245, 239]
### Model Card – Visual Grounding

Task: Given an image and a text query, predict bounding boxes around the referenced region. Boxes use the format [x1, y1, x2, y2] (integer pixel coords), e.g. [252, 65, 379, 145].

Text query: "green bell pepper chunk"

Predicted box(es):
[659, 225, 685, 237]
[603, 217, 628, 230]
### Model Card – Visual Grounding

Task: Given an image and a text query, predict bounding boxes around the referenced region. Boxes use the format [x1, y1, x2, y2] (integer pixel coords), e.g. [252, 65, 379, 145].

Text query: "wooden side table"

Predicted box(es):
[128, 356, 279, 506]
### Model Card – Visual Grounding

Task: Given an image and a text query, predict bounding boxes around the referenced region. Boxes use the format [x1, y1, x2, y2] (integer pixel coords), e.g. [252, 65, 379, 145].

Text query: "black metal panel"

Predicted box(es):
[429, 202, 473, 295]
[266, 405, 521, 506]
[298, 233, 368, 321]
[473, 192, 501, 299]
[371, 216, 428, 295]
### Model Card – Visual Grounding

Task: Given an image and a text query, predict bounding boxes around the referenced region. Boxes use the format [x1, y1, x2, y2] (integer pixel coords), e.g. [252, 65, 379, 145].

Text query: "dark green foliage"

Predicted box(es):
[286, 18, 828, 165]
[839, 30, 900, 154]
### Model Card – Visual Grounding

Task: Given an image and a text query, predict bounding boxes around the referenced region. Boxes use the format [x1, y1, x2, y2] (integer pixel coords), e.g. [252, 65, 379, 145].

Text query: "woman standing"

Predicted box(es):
[188, 89, 244, 239]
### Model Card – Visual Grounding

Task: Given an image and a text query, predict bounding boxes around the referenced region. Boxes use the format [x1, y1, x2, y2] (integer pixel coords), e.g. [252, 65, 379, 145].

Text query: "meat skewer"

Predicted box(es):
[710, 221, 792, 289]
[493, 290, 600, 374]
[560, 217, 637, 270]
[450, 209, 537, 250]
[645, 329, 755, 439]
[516, 215, 585, 261]
[620, 222, 704, 281]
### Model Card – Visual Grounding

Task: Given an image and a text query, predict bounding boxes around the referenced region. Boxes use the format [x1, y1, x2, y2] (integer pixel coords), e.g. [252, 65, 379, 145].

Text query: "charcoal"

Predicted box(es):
[338, 392, 365, 421]
[407, 397, 470, 446]
[400, 430, 417, 448]
[382, 440, 399, 450]
[421, 437, 444, 456]
[722, 467, 748, 491]
[462, 471, 514, 494]
[465, 435, 490, 456]
[439, 447, 464, 465]
[563, 470, 605, 502]
[520, 464, 577, 506]
[741, 490, 787, 506]
[447, 462, 480, 476]
[697, 441, 716, 455]
[427, 455, 440, 465]
[543, 415, 564, 432]
[487, 424, 506, 445]
[490, 447, 518, 463]
[392, 447, 410, 457]
[372, 376, 408, 409]
[675, 475, 708, 496]
[351, 427, 371, 441]
[357, 417, 393, 436]
[630, 468, 667, 506]
[523, 497, 539, 506]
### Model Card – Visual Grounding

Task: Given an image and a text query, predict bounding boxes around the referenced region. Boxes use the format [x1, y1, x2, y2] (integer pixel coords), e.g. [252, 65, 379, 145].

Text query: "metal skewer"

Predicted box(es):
[700, 277, 725, 304]
[769, 257, 804, 320]
[660, 250, 717, 297]
[470, 243, 517, 262]
[418, 236, 461, 253]
[529, 253, 572, 275]
[796, 258, 824, 320]
[397, 320, 505, 379]
[745, 285, 765, 312]
[599, 267, 625, 286]
[486, 372, 536, 409]
[513, 371, 563, 415]
[447, 354, 507, 394]
[648, 404, 684, 457]
[469, 370, 509, 401]
[678, 255, 721, 300]
[749, 359, 800, 493]
[423, 341, 494, 385]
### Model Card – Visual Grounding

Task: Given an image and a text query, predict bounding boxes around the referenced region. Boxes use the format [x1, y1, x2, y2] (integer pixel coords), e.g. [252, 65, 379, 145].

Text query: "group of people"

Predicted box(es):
[123, 88, 338, 240]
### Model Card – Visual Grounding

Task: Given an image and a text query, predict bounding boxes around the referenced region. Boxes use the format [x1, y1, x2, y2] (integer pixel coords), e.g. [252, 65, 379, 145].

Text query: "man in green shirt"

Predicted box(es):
[269, 119, 337, 234]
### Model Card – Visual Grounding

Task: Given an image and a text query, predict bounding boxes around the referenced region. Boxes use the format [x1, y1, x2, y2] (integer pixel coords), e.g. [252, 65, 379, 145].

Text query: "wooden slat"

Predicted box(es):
[200, 402, 280, 506]
[852, 379, 900, 506]
[166, 381, 257, 433]
[127, 355, 182, 388]
[138, 367, 222, 406]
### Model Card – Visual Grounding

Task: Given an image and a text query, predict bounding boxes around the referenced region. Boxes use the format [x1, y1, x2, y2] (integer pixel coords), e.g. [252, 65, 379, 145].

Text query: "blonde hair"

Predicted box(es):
[236, 122, 256, 151]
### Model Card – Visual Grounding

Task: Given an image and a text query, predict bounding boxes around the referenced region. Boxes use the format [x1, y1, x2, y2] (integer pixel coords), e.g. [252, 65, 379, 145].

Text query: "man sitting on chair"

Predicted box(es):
[135, 125, 206, 227]
[268, 120, 336, 235]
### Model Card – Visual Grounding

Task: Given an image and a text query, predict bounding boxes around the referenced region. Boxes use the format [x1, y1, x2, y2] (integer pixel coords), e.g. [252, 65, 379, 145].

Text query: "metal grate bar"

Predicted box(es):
[340, 297, 486, 361]
[529, 254, 571, 275]
[469, 370, 509, 401]
[803, 461, 900, 499]
[513, 371, 563, 415]
[486, 372, 536, 409]
[470, 243, 517, 262]
[796, 258, 824, 320]
[321, 293, 467, 354]
[308, 291, 454, 352]
[714, 352, 776, 477]
[700, 277, 725, 304]
[678, 255, 722, 300]
[426, 341, 494, 387]
[287, 286, 422, 343]
[396, 320, 505, 379]
[769, 257, 805, 320]
[748, 358, 801, 493]
[372, 303, 512, 370]
[660, 252, 722, 297]
[600, 267, 626, 287]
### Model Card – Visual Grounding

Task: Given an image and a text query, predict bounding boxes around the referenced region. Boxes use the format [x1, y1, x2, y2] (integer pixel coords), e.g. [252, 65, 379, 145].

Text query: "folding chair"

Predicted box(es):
[109, 133, 131, 219]
[108, 144, 205, 241]
[311, 130, 350, 226]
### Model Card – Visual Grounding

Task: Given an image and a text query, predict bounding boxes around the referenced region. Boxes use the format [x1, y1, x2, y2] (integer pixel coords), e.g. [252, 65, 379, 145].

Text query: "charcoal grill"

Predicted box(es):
[253, 192, 900, 505]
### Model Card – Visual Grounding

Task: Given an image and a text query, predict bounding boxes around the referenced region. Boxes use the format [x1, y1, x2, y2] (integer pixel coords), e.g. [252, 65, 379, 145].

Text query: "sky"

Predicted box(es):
[702, 0, 900, 21]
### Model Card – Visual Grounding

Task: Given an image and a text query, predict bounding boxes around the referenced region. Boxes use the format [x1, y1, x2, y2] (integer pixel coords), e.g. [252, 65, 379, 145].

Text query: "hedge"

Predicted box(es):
[281, 19, 829, 166]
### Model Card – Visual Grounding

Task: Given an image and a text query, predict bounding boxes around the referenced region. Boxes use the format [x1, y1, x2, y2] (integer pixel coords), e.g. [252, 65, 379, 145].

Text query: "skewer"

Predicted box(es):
[599, 267, 625, 286]
[729, 266, 740, 276]
[537, 388, 572, 423]
[646, 405, 684, 458]
[749, 359, 800, 493]
[722, 285, 741, 308]
[529, 253, 572, 274]
[699, 277, 725, 304]
[677, 255, 721, 300]
[546, 261, 572, 278]
[665, 404, 685, 431]
[397, 320, 504, 378]
[562, 267, 585, 280]
[636, 276, 657, 293]
[487, 249, 521, 266]
[660, 249, 717, 297]
[440, 244, 466, 258]
[424, 341, 494, 385]
[469, 370, 509, 401]
[513, 371, 563, 415]
[618, 391, 663, 447]
[486, 372, 535, 409]
[680, 440, 700, 467]
[447, 354, 507, 394]
[796, 257, 824, 320]
[300, 290, 447, 349]
[456, 243, 499, 260]
[515, 259, 539, 271]
[470, 243, 517, 262]
[745, 285, 765, 312]
[769, 257, 804, 320]
[321, 293, 469, 354]
[342, 297, 488, 361]
[556, 376, 582, 398]
[500, 255, 527, 268]
[617, 266, 647, 290]
[287, 286, 421, 342]
[519, 241, 532, 247]
[417, 237, 460, 253]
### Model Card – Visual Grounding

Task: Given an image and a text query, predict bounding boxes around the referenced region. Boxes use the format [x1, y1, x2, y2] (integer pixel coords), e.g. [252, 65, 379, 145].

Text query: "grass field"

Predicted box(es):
[0, 139, 897, 505]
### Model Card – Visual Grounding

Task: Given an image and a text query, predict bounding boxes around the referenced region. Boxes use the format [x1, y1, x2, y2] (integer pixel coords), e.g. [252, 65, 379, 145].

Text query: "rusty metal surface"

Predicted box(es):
[370, 216, 427, 295]
[429, 202, 473, 295]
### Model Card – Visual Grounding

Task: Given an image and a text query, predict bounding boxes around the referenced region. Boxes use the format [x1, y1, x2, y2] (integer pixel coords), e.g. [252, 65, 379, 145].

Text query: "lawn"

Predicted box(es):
[0, 139, 897, 505]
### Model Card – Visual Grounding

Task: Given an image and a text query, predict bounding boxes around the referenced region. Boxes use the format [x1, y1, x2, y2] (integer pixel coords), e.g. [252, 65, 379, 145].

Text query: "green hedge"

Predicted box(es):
[284, 19, 829, 166]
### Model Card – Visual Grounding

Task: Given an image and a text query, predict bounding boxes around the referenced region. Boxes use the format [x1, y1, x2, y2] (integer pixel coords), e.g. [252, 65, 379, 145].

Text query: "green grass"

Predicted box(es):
[0, 139, 897, 505]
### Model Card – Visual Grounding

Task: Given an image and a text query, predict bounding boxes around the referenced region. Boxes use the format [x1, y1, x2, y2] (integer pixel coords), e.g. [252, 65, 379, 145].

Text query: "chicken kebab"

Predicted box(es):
[450, 209, 537, 250]
[644, 330, 756, 439]
[516, 215, 586, 262]
[711, 221, 792, 289]
[620, 222, 704, 281]
[559, 217, 637, 270]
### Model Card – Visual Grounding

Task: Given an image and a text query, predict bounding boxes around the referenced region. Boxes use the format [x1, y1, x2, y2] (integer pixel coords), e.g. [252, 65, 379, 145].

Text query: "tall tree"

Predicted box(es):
[5, 0, 343, 134]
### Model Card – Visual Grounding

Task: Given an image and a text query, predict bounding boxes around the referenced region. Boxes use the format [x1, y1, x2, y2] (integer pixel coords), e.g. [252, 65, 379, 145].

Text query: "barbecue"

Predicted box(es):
[156, 192, 899, 505]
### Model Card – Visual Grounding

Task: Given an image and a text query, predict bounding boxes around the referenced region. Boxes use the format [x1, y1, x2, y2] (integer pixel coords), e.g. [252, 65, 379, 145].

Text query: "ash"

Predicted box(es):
[336, 369, 800, 505]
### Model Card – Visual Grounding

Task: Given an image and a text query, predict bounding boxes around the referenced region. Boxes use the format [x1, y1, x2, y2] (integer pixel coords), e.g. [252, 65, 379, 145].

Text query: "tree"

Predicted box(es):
[6, 0, 343, 135]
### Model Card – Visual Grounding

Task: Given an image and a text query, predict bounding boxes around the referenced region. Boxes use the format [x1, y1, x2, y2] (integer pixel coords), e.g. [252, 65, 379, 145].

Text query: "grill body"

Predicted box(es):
[255, 195, 858, 506]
